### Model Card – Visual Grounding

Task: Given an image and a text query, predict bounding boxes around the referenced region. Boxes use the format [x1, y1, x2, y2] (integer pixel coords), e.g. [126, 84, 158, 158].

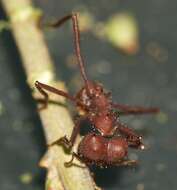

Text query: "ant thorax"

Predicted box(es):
[91, 112, 116, 136]
[78, 133, 128, 166]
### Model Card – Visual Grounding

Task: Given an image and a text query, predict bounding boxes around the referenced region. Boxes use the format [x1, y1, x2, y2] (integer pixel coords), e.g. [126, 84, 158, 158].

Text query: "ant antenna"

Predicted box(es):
[46, 13, 90, 89]
[71, 13, 89, 87]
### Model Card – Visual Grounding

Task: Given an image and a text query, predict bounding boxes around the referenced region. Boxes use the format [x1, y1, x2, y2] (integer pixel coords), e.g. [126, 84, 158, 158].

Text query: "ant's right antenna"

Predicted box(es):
[71, 13, 89, 87]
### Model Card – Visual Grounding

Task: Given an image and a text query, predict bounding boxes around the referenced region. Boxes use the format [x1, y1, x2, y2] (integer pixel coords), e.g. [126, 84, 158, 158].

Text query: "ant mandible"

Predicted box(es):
[35, 13, 159, 166]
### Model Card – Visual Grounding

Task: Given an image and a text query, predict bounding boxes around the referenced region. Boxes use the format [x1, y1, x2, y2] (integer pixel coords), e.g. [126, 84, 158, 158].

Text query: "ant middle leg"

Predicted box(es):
[64, 152, 84, 167]
[112, 103, 159, 115]
[48, 115, 88, 149]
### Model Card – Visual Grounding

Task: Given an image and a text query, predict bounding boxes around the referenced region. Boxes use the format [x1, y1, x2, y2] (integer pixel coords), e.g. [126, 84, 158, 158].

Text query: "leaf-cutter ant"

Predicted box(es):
[35, 13, 159, 167]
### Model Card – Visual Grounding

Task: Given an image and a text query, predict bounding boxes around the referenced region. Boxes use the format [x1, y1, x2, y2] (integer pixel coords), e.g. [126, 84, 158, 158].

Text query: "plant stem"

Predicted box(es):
[1, 0, 97, 189]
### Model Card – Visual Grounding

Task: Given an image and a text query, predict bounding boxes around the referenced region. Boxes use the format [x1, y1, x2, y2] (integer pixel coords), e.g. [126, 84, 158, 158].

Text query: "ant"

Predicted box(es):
[35, 13, 159, 167]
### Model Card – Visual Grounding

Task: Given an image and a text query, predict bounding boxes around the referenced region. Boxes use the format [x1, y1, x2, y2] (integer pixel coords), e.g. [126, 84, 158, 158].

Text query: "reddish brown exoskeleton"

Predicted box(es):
[50, 132, 137, 167]
[35, 13, 159, 167]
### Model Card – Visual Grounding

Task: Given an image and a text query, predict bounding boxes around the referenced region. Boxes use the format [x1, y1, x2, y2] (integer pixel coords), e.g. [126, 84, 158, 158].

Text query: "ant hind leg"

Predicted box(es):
[64, 152, 83, 167]
[116, 122, 145, 150]
[117, 159, 138, 167]
[48, 136, 72, 149]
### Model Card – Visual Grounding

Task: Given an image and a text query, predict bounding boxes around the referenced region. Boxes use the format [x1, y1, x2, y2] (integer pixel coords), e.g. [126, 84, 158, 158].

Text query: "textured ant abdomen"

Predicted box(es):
[78, 133, 107, 161]
[107, 137, 128, 163]
[78, 133, 129, 166]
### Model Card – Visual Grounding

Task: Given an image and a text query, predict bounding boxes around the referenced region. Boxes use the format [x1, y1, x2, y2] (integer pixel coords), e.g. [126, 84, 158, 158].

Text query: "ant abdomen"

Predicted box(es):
[107, 137, 128, 163]
[78, 133, 107, 161]
[78, 133, 128, 165]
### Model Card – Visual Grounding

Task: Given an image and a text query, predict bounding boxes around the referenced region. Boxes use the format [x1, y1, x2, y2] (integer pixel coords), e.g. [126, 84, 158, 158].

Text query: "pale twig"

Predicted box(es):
[1, 0, 97, 189]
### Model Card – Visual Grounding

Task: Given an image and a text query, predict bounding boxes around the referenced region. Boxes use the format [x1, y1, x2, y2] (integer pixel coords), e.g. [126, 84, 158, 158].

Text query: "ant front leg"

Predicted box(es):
[35, 81, 49, 110]
[112, 103, 159, 115]
[35, 81, 75, 109]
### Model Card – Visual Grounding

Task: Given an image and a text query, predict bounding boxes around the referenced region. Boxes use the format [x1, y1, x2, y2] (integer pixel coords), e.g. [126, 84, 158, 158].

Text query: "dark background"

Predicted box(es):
[0, 0, 176, 190]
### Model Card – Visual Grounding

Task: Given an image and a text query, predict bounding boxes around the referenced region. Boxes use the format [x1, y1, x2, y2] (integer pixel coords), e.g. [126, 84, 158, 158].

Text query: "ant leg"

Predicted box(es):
[64, 152, 83, 167]
[50, 139, 86, 167]
[44, 14, 73, 28]
[112, 103, 159, 115]
[116, 122, 145, 149]
[49, 116, 87, 149]
[35, 81, 49, 110]
[69, 116, 87, 146]
[49, 135, 72, 149]
[117, 159, 138, 167]
[35, 81, 75, 109]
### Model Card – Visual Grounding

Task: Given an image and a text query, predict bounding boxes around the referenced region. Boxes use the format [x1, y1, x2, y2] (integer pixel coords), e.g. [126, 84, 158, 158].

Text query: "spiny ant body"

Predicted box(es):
[35, 13, 159, 167]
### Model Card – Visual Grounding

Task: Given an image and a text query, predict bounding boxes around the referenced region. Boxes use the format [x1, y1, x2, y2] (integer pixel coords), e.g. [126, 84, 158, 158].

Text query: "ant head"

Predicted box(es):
[87, 81, 104, 97]
[107, 137, 128, 162]
[76, 80, 110, 112]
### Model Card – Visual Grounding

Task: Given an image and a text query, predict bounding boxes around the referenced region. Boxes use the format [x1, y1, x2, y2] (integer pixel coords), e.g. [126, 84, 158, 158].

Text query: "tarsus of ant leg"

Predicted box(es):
[35, 81, 75, 102]
[111, 103, 159, 115]
[65, 152, 82, 167]
[45, 14, 72, 28]
[35, 81, 48, 109]
[45, 14, 89, 89]
[49, 116, 87, 148]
